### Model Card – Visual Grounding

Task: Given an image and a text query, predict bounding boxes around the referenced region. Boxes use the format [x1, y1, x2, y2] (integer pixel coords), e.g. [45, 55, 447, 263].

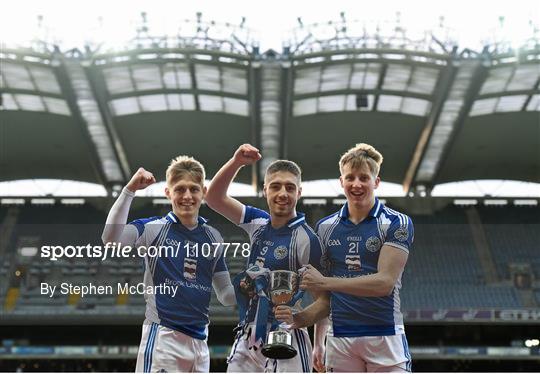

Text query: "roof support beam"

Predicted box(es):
[429, 60, 489, 185]
[57, 51, 126, 185]
[402, 56, 457, 193]
[372, 63, 388, 111]
[399, 65, 417, 112]
[53, 57, 107, 186]
[248, 61, 262, 193]
[24, 65, 48, 111]
[258, 56, 283, 186]
[409, 53, 489, 192]
[187, 56, 201, 111]
[127, 66, 143, 113]
[281, 60, 294, 160]
[108, 89, 248, 101]
[522, 76, 540, 111]
[86, 64, 132, 183]
[295, 88, 431, 102]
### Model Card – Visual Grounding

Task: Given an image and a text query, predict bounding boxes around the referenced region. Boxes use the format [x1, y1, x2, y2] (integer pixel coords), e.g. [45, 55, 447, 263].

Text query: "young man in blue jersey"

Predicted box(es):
[276, 143, 413, 372]
[102, 156, 236, 373]
[205, 143, 323, 373]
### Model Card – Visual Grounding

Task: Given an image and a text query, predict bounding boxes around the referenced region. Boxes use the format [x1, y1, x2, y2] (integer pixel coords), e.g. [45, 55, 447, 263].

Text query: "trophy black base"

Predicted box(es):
[261, 343, 297, 359]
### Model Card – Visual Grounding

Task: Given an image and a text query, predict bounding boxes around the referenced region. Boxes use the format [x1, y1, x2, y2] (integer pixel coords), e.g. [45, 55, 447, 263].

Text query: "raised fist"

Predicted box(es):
[233, 144, 262, 167]
[126, 167, 156, 192]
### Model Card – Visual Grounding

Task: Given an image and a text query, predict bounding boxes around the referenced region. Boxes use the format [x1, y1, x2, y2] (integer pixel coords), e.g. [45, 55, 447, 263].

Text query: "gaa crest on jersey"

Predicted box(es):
[328, 239, 341, 246]
[183, 258, 197, 281]
[345, 255, 361, 271]
[273, 245, 288, 260]
[366, 236, 382, 252]
[394, 226, 409, 242]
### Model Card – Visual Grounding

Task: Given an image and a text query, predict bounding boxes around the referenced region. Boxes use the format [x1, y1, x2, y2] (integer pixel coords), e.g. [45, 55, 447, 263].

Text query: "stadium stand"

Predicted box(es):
[477, 206, 540, 279]
[1, 200, 538, 314]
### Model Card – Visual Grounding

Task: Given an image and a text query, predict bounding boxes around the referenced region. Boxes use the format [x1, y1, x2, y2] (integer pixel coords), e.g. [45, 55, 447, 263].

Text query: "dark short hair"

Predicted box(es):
[265, 160, 302, 181]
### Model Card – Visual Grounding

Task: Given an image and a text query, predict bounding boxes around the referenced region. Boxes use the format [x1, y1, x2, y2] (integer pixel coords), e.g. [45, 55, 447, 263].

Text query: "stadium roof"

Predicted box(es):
[1, 14, 539, 195]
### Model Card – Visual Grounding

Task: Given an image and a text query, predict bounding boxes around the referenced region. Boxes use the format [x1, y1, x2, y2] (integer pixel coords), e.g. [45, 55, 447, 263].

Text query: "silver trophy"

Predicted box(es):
[261, 270, 299, 359]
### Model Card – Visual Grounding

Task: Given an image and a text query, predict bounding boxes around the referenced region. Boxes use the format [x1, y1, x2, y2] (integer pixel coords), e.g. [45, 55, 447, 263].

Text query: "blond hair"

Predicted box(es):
[339, 143, 383, 177]
[166, 156, 206, 186]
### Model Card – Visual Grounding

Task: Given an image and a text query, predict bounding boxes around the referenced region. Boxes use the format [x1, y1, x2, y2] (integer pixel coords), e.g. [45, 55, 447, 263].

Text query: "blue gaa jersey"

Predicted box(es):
[129, 211, 228, 340]
[316, 198, 413, 337]
[239, 205, 323, 323]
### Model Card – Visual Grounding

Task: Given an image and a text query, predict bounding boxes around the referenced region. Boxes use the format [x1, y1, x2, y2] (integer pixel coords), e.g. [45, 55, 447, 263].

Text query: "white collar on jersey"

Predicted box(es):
[339, 198, 382, 219]
[166, 211, 208, 225]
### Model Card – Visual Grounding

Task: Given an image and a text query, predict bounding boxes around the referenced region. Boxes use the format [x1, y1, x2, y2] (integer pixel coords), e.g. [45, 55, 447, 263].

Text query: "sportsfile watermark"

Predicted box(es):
[40, 241, 251, 261]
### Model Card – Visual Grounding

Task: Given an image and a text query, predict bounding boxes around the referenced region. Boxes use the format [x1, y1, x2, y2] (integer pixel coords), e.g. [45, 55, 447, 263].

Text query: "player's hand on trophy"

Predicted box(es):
[313, 344, 326, 372]
[239, 276, 256, 298]
[126, 167, 156, 192]
[273, 305, 297, 329]
[299, 265, 327, 292]
[233, 144, 262, 166]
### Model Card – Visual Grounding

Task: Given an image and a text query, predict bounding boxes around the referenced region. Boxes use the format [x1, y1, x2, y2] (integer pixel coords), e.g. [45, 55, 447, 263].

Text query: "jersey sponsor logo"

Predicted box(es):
[263, 240, 274, 246]
[365, 236, 382, 252]
[328, 239, 342, 246]
[345, 255, 361, 271]
[347, 236, 361, 242]
[273, 245, 288, 260]
[394, 226, 409, 242]
[183, 258, 197, 281]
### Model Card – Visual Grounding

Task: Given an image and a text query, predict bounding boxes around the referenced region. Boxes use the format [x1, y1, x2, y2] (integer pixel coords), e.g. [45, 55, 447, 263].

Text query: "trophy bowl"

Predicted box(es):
[261, 270, 299, 359]
[268, 270, 298, 305]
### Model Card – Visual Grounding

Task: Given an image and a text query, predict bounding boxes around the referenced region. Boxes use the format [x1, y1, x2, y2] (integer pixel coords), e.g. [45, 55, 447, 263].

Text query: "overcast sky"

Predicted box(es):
[1, 0, 538, 51]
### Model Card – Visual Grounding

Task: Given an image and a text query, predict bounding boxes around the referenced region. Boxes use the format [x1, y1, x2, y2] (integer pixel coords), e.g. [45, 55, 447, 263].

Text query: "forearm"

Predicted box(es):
[101, 188, 137, 245]
[323, 273, 395, 297]
[212, 272, 236, 306]
[206, 158, 243, 205]
[293, 297, 330, 328]
[314, 317, 329, 347]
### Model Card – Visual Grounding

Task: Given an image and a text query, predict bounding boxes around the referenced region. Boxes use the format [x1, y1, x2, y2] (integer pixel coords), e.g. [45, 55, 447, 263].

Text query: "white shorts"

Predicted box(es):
[135, 320, 210, 373]
[325, 334, 412, 372]
[227, 323, 312, 373]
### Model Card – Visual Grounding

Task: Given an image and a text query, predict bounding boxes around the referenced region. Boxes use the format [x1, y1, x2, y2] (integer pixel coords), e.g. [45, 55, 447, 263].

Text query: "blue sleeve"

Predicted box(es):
[384, 215, 414, 253]
[296, 225, 325, 273]
[242, 205, 270, 224]
[308, 233, 325, 273]
[239, 206, 270, 239]
[128, 216, 160, 237]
